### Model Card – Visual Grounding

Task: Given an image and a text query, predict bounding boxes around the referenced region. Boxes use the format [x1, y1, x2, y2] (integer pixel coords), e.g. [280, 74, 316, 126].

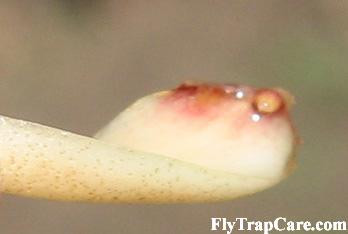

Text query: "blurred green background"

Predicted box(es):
[0, 1, 347, 233]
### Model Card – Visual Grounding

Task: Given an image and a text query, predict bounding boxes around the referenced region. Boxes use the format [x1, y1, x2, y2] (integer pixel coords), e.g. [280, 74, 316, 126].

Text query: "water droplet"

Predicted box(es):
[235, 90, 244, 99]
[251, 113, 261, 122]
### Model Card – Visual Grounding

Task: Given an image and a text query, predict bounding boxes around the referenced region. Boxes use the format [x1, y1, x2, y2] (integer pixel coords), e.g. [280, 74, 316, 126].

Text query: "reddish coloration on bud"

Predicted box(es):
[163, 82, 232, 116]
[156, 81, 299, 148]
[174, 82, 229, 103]
[162, 82, 293, 120]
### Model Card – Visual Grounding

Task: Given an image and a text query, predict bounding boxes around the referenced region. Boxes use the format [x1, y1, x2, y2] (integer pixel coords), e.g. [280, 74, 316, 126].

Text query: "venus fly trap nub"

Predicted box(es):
[0, 82, 298, 203]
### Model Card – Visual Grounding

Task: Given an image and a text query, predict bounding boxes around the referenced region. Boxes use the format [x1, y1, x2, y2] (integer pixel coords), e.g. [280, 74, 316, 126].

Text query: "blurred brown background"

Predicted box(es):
[0, 1, 347, 233]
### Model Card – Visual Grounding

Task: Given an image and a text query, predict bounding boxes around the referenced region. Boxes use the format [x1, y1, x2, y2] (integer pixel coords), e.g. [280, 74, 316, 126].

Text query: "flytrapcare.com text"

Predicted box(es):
[211, 217, 347, 234]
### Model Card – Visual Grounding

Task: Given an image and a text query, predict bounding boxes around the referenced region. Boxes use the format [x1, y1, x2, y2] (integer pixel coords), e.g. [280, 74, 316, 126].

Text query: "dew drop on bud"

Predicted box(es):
[253, 89, 283, 114]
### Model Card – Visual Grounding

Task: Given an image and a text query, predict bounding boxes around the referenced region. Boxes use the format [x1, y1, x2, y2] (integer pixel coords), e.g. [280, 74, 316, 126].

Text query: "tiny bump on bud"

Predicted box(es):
[253, 89, 283, 114]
